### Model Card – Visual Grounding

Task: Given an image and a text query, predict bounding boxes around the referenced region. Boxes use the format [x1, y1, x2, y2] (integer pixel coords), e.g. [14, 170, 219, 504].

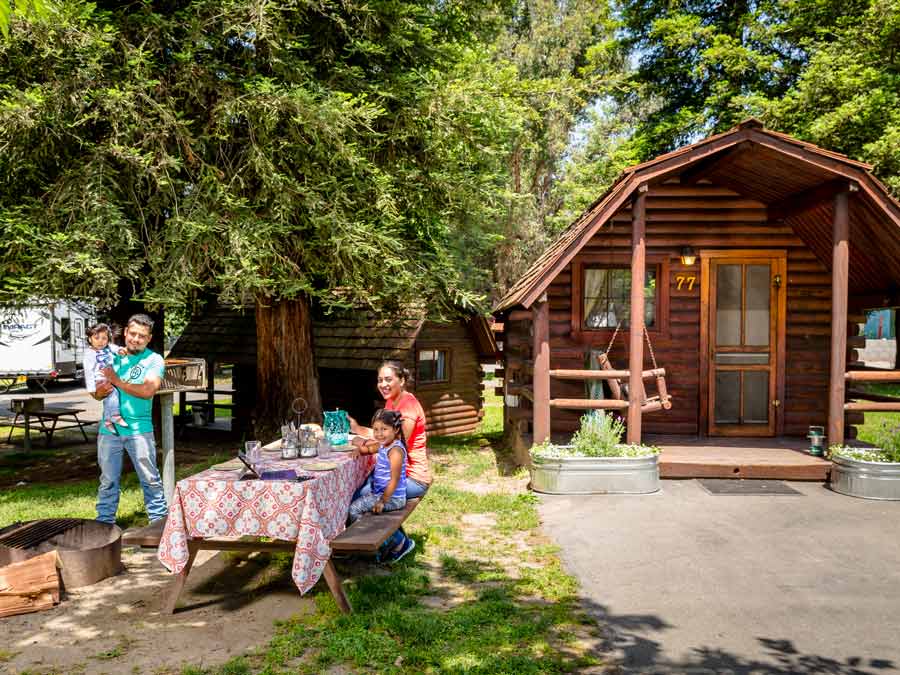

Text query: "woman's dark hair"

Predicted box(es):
[372, 408, 405, 446]
[85, 323, 112, 345]
[379, 360, 412, 387]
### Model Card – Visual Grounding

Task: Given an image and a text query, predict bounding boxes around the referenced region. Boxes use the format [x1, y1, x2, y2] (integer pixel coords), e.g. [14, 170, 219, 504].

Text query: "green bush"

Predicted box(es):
[529, 411, 659, 459]
[571, 411, 624, 457]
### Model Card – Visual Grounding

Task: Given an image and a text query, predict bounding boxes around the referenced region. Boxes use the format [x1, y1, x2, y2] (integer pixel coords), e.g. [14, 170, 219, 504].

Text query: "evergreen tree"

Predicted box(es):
[0, 0, 525, 431]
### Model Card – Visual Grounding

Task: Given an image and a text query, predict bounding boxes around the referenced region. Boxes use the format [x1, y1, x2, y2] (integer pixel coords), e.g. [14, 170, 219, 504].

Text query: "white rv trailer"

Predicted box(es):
[0, 301, 95, 391]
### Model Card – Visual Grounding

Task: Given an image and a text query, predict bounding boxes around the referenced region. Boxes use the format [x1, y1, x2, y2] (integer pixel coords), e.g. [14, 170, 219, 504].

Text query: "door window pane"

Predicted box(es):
[745, 265, 771, 346]
[743, 371, 769, 424]
[716, 265, 742, 346]
[715, 371, 741, 424]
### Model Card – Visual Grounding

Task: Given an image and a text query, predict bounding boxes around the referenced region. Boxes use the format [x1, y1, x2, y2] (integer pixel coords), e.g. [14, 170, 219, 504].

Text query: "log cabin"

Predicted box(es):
[168, 305, 498, 436]
[493, 120, 900, 466]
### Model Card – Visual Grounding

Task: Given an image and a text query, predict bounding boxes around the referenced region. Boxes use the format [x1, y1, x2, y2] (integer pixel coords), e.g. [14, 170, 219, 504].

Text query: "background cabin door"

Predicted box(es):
[703, 252, 786, 437]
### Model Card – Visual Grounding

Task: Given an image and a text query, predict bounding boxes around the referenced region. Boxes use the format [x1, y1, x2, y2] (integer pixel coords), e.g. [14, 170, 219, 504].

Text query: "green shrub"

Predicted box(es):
[571, 411, 624, 457]
[529, 411, 658, 459]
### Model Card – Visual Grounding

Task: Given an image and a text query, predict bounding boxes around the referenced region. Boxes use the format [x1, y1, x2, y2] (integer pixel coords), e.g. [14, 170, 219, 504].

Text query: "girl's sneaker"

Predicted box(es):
[384, 535, 415, 563]
[104, 420, 115, 431]
[113, 416, 129, 428]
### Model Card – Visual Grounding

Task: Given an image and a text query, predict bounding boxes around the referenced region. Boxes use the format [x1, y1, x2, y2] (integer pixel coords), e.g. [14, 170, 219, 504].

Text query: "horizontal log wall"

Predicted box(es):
[501, 182, 839, 440]
[415, 320, 485, 436]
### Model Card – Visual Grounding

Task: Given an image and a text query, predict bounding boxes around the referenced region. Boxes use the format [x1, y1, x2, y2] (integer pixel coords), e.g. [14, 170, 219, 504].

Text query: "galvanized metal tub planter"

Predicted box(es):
[830, 451, 900, 501]
[530, 446, 660, 495]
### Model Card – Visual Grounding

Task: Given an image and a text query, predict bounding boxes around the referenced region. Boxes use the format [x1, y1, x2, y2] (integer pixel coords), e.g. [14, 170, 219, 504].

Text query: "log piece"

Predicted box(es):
[0, 551, 61, 618]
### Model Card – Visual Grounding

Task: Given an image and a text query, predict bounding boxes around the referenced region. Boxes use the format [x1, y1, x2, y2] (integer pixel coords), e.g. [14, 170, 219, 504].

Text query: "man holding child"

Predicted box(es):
[91, 313, 167, 524]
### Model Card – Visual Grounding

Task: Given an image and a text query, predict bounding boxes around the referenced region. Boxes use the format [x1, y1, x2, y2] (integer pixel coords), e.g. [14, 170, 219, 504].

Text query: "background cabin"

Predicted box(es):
[168, 306, 498, 436]
[494, 120, 900, 463]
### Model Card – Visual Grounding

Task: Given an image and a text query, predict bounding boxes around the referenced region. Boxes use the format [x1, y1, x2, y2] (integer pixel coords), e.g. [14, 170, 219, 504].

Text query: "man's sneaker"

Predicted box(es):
[385, 535, 415, 564]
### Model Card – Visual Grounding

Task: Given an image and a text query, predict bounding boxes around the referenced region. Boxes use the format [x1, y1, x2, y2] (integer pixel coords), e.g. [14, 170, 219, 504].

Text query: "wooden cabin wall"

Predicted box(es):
[414, 320, 485, 436]
[503, 182, 852, 440]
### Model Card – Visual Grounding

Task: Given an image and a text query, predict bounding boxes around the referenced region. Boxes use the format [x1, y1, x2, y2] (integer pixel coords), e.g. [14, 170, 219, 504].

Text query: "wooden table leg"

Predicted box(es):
[23, 413, 32, 452]
[323, 559, 352, 614]
[164, 540, 199, 614]
[45, 416, 60, 447]
[6, 413, 20, 444]
[74, 413, 90, 442]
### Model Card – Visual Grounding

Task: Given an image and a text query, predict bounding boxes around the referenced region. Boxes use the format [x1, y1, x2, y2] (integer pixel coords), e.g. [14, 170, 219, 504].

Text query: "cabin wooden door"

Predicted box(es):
[703, 252, 786, 437]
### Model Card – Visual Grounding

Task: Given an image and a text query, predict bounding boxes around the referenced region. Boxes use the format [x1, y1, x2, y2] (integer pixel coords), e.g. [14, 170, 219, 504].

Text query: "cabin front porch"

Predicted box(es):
[648, 435, 830, 481]
[525, 431, 831, 481]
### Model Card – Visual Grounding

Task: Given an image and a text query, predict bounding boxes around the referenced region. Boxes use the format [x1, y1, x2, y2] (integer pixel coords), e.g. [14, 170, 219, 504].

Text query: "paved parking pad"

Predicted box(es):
[539, 479, 900, 674]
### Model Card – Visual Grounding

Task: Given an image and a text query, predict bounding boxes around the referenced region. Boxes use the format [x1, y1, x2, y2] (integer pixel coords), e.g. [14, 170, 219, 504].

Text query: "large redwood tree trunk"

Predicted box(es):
[255, 296, 322, 438]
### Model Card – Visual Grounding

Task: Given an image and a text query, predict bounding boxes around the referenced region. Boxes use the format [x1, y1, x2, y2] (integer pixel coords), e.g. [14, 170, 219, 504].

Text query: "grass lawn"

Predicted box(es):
[855, 383, 900, 446]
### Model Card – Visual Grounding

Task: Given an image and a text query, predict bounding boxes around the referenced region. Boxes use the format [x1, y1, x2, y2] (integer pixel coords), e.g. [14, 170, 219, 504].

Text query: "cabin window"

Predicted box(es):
[583, 267, 657, 330]
[417, 349, 449, 383]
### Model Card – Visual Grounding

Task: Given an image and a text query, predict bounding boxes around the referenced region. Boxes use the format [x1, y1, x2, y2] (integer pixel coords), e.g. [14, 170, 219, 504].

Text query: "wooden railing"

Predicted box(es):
[844, 370, 900, 412]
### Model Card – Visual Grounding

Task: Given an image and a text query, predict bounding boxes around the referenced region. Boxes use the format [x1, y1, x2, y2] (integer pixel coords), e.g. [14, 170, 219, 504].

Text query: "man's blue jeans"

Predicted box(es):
[96, 432, 167, 524]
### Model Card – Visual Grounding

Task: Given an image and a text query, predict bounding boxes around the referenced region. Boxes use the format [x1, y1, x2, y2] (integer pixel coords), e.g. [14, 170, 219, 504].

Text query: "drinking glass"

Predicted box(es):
[317, 437, 331, 459]
[245, 440, 262, 464]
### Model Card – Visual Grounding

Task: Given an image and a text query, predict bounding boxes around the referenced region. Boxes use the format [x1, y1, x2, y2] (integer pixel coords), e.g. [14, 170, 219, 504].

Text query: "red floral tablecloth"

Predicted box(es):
[157, 449, 372, 593]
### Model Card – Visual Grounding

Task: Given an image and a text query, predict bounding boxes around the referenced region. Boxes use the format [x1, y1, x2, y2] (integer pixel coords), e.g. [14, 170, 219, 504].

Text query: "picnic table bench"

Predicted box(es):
[159, 497, 421, 614]
[4, 407, 92, 451]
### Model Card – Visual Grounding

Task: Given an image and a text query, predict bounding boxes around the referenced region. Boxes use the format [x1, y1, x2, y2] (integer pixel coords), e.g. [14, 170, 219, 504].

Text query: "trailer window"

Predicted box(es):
[75, 319, 84, 342]
[60, 317, 72, 345]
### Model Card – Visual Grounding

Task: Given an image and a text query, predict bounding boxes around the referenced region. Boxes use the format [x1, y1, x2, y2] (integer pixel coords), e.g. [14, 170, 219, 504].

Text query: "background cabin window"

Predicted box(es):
[418, 349, 448, 383]
[583, 267, 657, 329]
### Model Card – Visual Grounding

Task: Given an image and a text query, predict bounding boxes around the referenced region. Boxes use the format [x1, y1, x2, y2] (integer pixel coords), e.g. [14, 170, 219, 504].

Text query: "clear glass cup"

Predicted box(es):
[245, 440, 262, 464]
[317, 437, 331, 459]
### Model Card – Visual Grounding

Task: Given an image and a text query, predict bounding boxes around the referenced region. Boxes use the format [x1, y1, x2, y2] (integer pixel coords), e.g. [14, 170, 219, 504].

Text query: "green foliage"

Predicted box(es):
[612, 0, 900, 196]
[530, 411, 659, 459]
[0, 1, 515, 316]
[767, 0, 900, 195]
[571, 410, 624, 456]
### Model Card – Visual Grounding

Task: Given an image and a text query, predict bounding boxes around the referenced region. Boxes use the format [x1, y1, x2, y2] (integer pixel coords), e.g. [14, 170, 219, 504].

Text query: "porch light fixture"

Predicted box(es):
[680, 246, 697, 266]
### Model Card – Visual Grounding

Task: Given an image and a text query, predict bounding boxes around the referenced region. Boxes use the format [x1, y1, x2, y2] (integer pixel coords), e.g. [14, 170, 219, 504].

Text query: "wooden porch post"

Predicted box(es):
[828, 190, 850, 447]
[533, 295, 551, 444]
[627, 186, 648, 444]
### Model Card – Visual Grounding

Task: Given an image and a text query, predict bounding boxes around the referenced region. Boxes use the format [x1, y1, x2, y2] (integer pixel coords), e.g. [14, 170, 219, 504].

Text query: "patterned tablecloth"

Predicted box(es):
[157, 449, 372, 593]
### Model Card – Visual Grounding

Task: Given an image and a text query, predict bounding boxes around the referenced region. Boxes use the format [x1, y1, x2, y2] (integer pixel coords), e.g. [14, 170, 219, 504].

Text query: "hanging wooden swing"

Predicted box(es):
[586, 321, 673, 413]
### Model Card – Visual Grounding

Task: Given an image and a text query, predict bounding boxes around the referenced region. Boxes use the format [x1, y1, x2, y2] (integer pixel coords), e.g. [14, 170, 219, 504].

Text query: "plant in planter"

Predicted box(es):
[529, 411, 660, 495]
[829, 420, 900, 500]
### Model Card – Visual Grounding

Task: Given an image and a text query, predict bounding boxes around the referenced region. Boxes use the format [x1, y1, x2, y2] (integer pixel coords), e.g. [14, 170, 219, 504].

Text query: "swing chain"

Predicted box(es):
[644, 326, 659, 370]
[605, 320, 622, 356]
[604, 319, 659, 371]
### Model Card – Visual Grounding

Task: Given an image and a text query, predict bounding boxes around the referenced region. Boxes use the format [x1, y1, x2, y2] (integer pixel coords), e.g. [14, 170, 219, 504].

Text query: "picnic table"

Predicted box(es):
[4, 407, 92, 451]
[157, 445, 377, 612]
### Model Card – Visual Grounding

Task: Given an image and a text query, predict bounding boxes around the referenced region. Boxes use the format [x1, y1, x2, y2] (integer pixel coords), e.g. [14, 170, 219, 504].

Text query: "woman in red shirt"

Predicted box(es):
[352, 360, 432, 498]
[350, 360, 432, 561]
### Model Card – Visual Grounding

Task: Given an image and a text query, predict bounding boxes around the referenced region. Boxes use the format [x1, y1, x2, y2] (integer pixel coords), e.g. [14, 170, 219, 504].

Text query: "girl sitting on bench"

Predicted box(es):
[347, 409, 408, 528]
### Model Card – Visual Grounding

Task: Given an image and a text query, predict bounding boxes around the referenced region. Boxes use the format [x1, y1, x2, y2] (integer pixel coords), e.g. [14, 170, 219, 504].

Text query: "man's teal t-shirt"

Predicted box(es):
[99, 348, 165, 436]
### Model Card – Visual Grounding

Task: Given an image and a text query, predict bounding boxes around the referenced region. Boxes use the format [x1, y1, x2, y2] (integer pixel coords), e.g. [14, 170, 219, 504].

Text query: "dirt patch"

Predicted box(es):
[0, 546, 315, 675]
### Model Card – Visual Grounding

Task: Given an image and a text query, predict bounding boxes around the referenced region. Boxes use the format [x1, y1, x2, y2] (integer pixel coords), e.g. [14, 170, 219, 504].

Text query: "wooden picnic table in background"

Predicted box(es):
[4, 407, 92, 451]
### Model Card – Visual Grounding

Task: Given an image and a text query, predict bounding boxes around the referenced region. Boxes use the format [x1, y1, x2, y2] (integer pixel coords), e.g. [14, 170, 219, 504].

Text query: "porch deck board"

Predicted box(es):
[648, 435, 831, 481]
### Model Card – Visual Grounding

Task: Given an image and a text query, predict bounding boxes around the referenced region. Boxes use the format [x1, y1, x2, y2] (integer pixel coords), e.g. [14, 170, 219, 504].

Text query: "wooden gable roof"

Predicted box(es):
[168, 306, 497, 370]
[495, 119, 900, 312]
